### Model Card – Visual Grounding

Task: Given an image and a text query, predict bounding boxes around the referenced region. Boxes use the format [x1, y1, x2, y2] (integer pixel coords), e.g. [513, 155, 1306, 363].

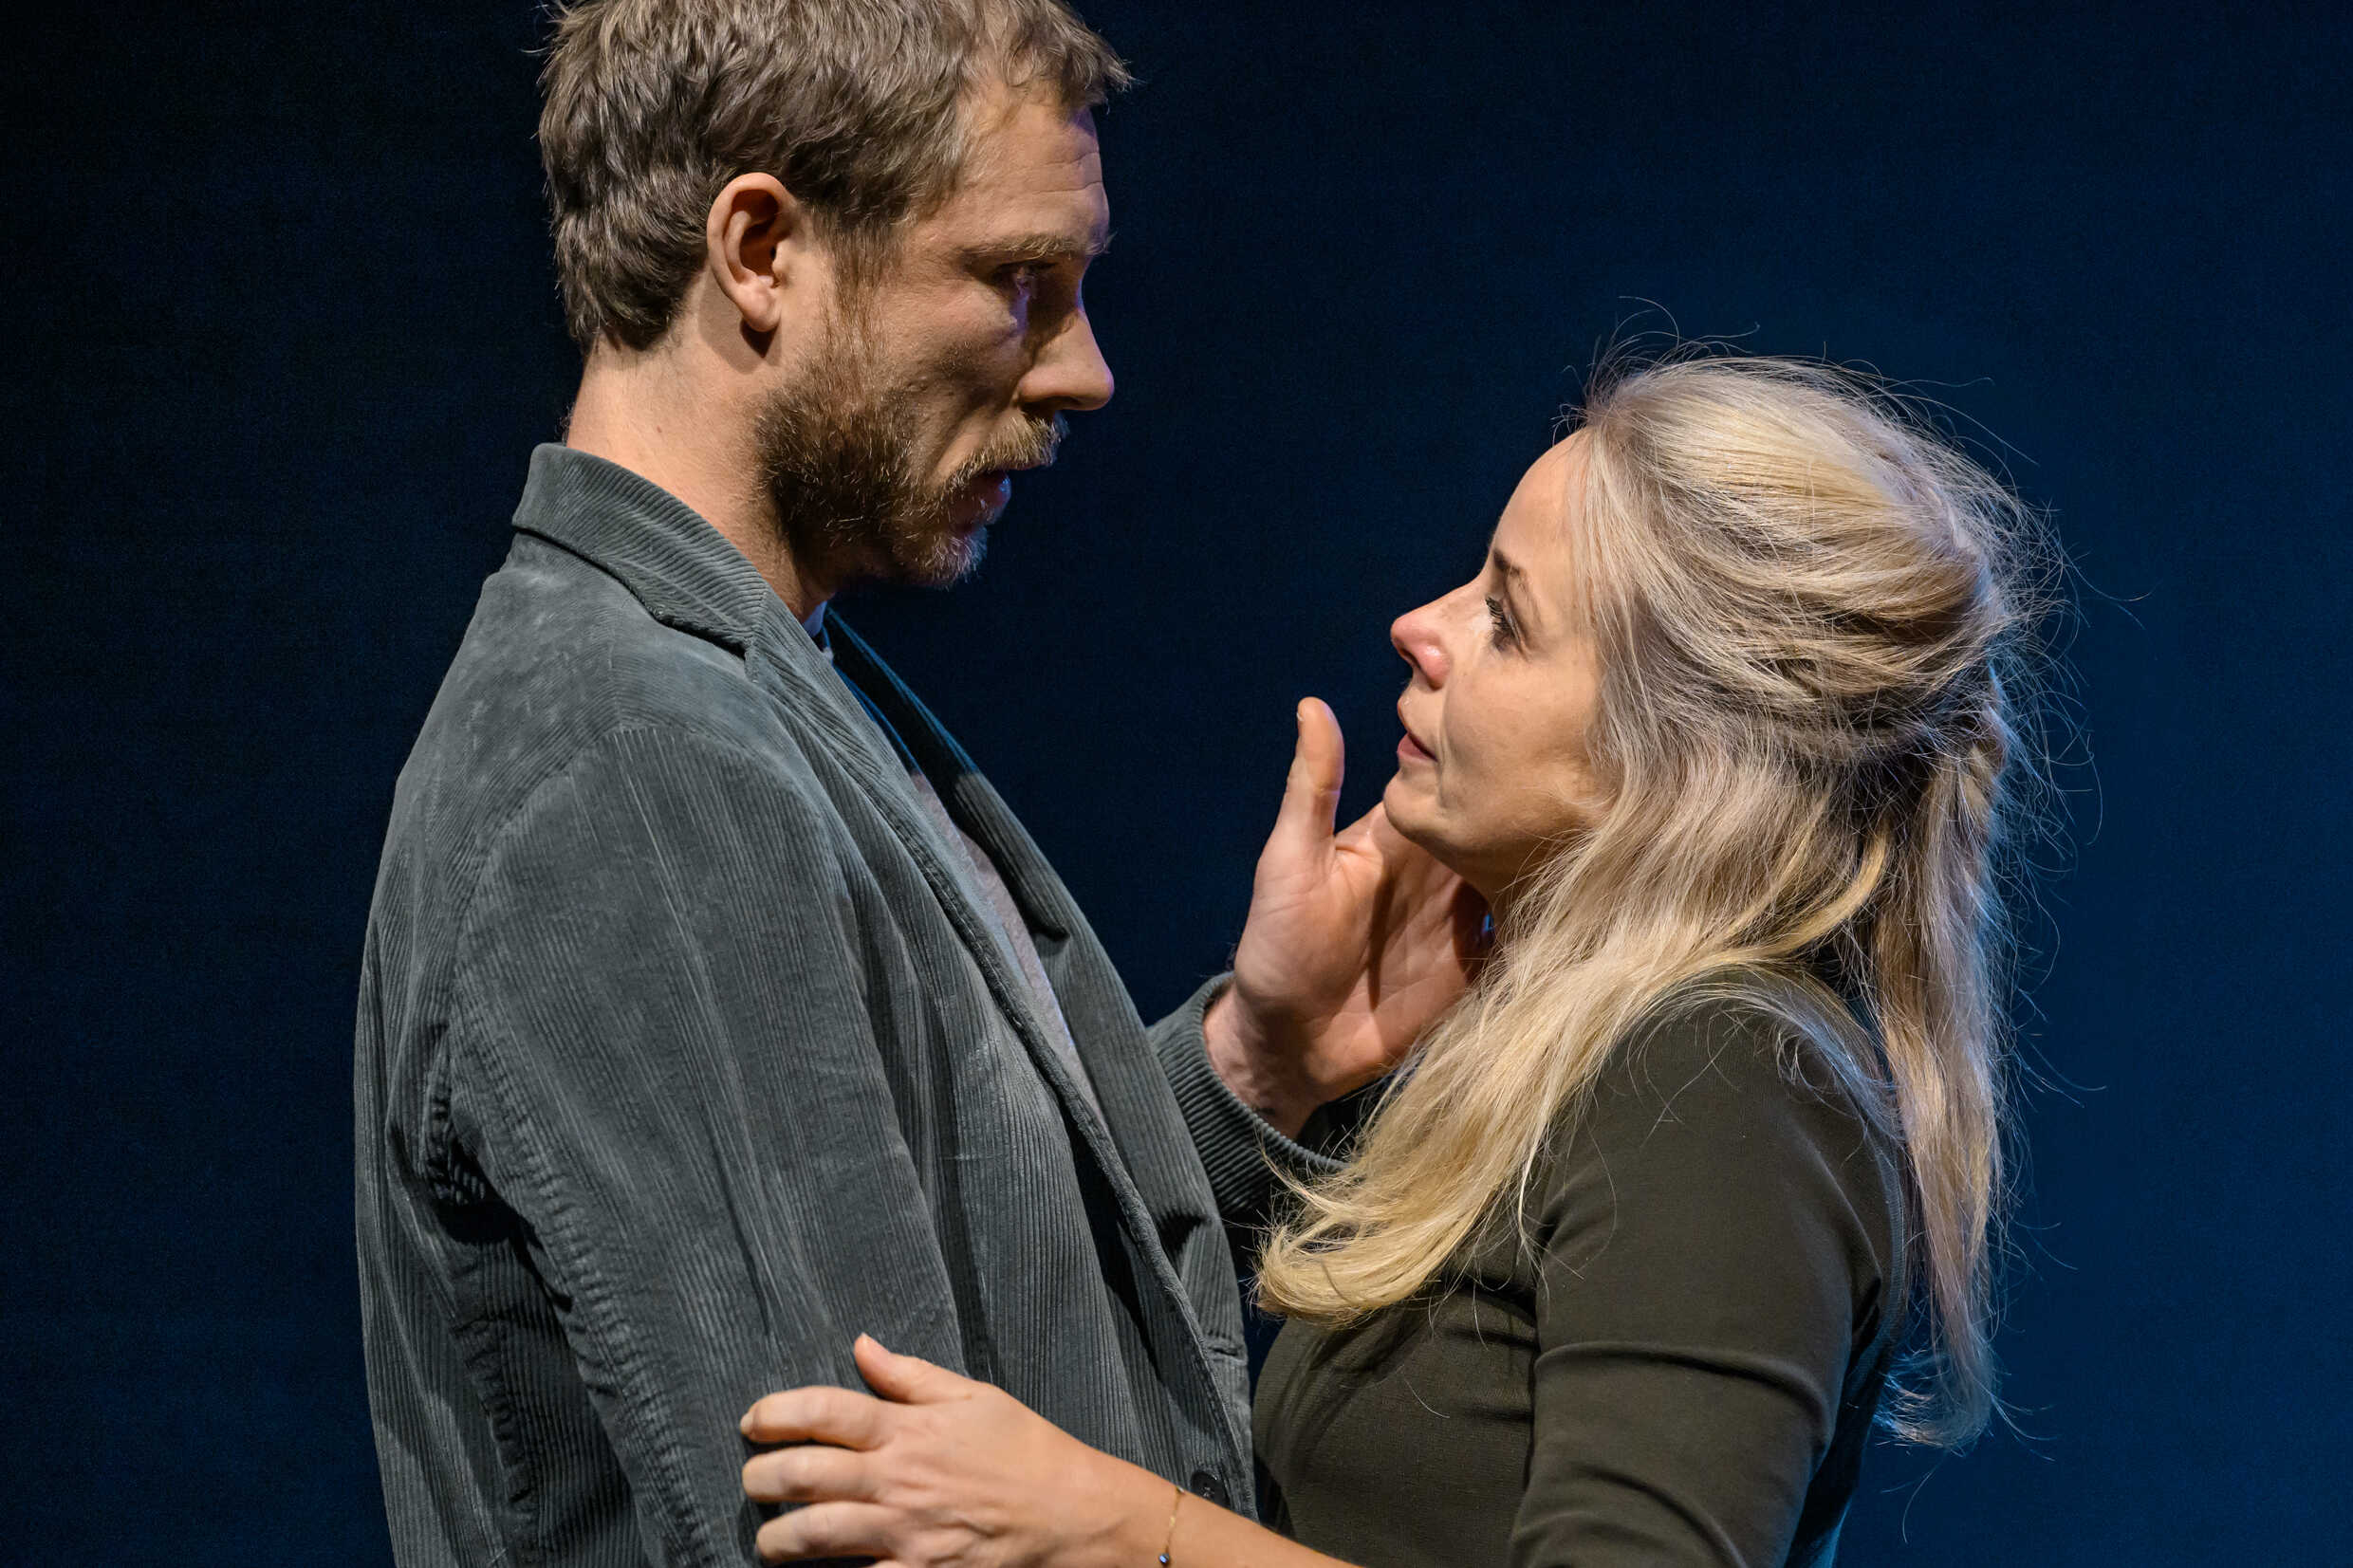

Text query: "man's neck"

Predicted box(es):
[564, 346, 831, 620]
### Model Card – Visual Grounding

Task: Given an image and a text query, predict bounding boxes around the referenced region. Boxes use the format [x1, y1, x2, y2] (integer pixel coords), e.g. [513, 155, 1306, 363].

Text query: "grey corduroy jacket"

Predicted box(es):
[354, 446, 1310, 1567]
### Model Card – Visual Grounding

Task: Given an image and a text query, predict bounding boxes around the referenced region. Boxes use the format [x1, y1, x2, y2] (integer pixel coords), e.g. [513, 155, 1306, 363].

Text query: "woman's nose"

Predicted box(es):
[1391, 600, 1449, 687]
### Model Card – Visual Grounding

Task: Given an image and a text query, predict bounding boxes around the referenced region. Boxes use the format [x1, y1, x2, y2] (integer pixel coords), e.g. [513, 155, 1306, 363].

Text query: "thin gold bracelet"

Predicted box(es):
[1158, 1480, 1184, 1566]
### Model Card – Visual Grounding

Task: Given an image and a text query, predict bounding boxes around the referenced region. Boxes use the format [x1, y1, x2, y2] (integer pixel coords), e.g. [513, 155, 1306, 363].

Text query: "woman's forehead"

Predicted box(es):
[1495, 434, 1584, 547]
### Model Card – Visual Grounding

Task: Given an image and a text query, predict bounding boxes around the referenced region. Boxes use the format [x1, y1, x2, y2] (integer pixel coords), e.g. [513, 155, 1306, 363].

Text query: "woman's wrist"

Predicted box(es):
[1074, 1456, 1190, 1568]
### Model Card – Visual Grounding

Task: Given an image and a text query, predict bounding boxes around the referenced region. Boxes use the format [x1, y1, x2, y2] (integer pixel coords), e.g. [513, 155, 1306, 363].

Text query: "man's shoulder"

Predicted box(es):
[356, 528, 855, 1152]
[384, 532, 831, 876]
[469, 528, 775, 720]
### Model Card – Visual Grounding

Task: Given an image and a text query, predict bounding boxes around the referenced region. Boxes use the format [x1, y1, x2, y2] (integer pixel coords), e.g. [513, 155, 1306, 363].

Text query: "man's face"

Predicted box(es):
[757, 83, 1115, 590]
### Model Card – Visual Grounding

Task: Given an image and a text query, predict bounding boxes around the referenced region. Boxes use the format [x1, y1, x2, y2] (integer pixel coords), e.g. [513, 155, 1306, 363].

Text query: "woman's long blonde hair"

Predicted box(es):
[1256, 353, 2055, 1447]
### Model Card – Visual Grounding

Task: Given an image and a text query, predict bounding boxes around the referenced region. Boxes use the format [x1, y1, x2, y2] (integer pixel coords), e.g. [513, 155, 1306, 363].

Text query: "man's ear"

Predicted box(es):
[705, 173, 807, 338]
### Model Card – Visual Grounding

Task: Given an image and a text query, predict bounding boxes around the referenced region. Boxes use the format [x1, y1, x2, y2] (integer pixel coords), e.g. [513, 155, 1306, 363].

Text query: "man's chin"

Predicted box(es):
[888, 525, 988, 590]
[936, 528, 988, 585]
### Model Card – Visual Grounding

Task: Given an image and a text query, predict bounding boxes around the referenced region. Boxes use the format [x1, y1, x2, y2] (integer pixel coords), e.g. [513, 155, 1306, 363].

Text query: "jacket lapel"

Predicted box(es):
[749, 615, 1124, 1152]
[824, 621, 1249, 1456]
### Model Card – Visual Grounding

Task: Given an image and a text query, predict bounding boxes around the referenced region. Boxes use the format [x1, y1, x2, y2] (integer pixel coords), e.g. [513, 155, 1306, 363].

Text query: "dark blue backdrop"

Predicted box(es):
[8, 2, 2348, 1560]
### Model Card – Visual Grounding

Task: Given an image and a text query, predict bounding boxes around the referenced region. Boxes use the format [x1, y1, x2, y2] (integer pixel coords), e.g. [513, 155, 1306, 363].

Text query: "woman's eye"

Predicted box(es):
[1485, 595, 1519, 647]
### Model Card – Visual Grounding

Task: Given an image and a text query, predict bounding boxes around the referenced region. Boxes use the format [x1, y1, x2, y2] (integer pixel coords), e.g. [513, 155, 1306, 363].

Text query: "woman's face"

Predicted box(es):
[1384, 434, 1609, 902]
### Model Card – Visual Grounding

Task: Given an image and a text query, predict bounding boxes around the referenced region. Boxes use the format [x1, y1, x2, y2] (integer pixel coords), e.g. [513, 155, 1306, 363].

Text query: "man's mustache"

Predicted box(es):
[960, 412, 1067, 481]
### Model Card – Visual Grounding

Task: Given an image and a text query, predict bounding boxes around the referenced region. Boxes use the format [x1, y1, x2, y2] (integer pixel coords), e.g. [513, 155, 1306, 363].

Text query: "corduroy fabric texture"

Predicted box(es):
[355, 446, 1303, 1566]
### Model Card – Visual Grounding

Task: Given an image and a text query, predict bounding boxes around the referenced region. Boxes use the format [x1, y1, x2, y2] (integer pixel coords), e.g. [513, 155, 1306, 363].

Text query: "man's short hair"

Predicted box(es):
[539, 0, 1129, 354]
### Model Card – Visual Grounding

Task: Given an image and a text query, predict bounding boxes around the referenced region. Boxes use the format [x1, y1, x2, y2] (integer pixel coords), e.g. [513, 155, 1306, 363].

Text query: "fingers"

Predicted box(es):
[1351, 799, 1409, 855]
[1353, 804, 1489, 953]
[1451, 877, 1494, 964]
[1353, 802, 1448, 885]
[853, 1333, 966, 1404]
[742, 1443, 878, 1505]
[1272, 697, 1345, 848]
[752, 1500, 898, 1563]
[740, 1385, 890, 1448]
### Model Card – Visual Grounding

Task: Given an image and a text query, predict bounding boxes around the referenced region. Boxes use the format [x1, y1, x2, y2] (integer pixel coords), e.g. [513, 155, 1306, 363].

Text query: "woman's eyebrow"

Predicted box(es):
[1487, 547, 1546, 635]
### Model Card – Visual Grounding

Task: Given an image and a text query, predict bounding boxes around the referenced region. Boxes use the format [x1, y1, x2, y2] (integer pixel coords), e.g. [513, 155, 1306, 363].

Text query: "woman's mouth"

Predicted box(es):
[1397, 698, 1437, 765]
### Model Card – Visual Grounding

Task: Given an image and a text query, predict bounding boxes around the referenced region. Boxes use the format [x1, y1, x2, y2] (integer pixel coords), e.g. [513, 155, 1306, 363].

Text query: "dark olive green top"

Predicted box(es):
[1253, 994, 1907, 1568]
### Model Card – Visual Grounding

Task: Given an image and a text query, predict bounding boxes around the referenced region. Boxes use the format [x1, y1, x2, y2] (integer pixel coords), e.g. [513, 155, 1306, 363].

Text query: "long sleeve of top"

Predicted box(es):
[1253, 991, 1907, 1568]
[1150, 975, 1347, 1235]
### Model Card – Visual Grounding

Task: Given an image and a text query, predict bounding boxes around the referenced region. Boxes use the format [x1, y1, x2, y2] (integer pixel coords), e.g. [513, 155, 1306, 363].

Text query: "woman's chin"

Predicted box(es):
[1380, 775, 1443, 852]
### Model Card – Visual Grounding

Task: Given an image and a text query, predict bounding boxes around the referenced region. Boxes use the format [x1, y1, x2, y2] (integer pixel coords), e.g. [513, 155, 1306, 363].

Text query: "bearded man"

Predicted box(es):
[353, 2, 1478, 1565]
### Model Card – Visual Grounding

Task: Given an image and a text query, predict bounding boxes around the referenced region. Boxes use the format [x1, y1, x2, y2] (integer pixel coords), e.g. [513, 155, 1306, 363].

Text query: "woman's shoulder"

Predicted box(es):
[1524, 971, 1905, 1287]
[1593, 972, 1893, 1150]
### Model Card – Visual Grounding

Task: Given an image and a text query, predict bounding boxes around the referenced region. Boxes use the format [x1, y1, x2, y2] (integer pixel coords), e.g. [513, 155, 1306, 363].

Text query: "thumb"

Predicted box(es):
[853, 1334, 964, 1404]
[1271, 697, 1345, 851]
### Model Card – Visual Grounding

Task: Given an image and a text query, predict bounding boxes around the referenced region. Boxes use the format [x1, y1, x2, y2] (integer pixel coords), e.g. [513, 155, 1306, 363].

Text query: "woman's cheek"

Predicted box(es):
[1441, 702, 1488, 792]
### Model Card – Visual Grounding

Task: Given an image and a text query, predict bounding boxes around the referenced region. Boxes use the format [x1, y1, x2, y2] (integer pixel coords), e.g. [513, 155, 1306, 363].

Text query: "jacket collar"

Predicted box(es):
[510, 443, 778, 655]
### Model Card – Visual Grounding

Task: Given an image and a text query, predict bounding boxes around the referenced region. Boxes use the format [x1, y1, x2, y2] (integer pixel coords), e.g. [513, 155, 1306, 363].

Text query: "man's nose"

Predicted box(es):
[1020, 305, 1114, 414]
[1392, 601, 1449, 686]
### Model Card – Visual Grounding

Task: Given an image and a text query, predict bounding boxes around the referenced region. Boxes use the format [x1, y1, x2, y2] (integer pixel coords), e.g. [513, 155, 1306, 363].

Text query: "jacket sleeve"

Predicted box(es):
[1510, 1005, 1898, 1568]
[444, 726, 965, 1566]
[1149, 976, 1343, 1235]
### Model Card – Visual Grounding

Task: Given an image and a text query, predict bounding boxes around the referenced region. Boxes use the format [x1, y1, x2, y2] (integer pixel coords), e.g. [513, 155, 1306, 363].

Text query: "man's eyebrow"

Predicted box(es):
[962, 230, 1113, 266]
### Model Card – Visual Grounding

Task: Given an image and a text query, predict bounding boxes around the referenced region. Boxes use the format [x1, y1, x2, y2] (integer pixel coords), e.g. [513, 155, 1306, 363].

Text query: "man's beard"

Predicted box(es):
[753, 314, 1065, 592]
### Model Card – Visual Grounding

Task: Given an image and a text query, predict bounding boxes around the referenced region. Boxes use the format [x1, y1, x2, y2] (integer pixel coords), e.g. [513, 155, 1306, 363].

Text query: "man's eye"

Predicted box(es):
[996, 262, 1047, 293]
[1485, 595, 1519, 647]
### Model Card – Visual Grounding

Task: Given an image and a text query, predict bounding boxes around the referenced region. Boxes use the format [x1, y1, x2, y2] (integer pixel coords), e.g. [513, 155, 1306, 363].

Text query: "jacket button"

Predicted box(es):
[1188, 1468, 1230, 1509]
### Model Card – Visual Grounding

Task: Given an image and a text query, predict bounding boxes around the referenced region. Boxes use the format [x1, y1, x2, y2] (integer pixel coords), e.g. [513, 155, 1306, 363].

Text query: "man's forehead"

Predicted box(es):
[947, 92, 1105, 218]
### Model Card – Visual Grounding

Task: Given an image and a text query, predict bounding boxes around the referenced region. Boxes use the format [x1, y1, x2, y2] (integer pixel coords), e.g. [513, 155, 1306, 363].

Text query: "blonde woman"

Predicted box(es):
[735, 355, 2048, 1567]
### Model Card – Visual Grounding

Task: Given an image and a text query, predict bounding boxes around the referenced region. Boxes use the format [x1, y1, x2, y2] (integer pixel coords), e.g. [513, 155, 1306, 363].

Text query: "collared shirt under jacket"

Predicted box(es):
[354, 446, 1310, 1566]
